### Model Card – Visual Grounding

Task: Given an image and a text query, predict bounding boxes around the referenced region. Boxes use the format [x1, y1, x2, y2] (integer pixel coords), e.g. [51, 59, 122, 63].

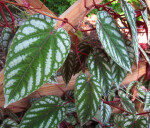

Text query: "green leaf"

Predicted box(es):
[100, 102, 112, 124]
[0, 27, 14, 54]
[114, 114, 125, 127]
[19, 96, 66, 128]
[73, 42, 91, 75]
[61, 52, 74, 85]
[88, 48, 112, 96]
[4, 13, 71, 107]
[123, 115, 148, 128]
[0, 118, 18, 128]
[140, 0, 149, 45]
[144, 91, 150, 111]
[65, 114, 76, 125]
[127, 81, 137, 94]
[118, 90, 136, 113]
[75, 30, 83, 39]
[47, 73, 58, 84]
[110, 39, 135, 89]
[120, 0, 139, 65]
[137, 87, 146, 99]
[75, 74, 102, 125]
[138, 45, 150, 65]
[96, 11, 131, 72]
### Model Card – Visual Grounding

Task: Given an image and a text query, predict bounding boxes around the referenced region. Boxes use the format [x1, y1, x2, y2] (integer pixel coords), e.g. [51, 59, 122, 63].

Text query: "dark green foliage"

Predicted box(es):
[40, 0, 76, 16]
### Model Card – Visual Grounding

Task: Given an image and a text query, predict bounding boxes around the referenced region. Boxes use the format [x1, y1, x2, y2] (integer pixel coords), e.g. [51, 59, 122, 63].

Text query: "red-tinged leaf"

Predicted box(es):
[143, 63, 150, 82]
[61, 52, 74, 85]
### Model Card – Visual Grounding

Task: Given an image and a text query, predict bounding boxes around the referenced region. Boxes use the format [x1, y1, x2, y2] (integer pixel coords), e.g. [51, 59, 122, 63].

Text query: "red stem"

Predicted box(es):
[78, 51, 89, 56]
[93, 117, 106, 128]
[55, 84, 75, 103]
[101, 98, 132, 115]
[0, 4, 9, 27]
[75, 36, 85, 73]
[0, 1, 15, 32]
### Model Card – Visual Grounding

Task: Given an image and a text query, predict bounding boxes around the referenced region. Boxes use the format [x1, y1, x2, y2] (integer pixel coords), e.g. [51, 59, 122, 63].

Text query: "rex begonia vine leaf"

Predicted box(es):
[0, 118, 18, 128]
[88, 48, 112, 96]
[0, 27, 14, 54]
[118, 90, 136, 113]
[19, 96, 66, 128]
[96, 11, 131, 72]
[75, 74, 102, 125]
[140, 0, 149, 45]
[3, 13, 71, 107]
[114, 114, 125, 127]
[99, 101, 112, 124]
[123, 115, 148, 128]
[111, 39, 135, 89]
[144, 91, 150, 111]
[120, 0, 139, 65]
[138, 45, 150, 65]
[127, 81, 137, 94]
[61, 52, 74, 85]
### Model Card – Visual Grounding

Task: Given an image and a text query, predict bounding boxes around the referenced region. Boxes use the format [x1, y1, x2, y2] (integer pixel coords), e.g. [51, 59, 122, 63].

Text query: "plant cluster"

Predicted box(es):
[0, 0, 150, 127]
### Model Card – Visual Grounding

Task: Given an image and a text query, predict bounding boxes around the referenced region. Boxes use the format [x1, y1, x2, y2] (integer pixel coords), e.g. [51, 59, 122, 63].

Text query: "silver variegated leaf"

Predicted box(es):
[138, 45, 150, 65]
[140, 0, 149, 44]
[118, 90, 136, 113]
[100, 102, 112, 124]
[75, 74, 102, 125]
[4, 13, 71, 107]
[47, 73, 58, 84]
[110, 39, 135, 89]
[19, 96, 66, 128]
[114, 114, 125, 127]
[123, 115, 148, 128]
[65, 115, 76, 125]
[61, 52, 74, 85]
[144, 91, 150, 111]
[96, 11, 131, 72]
[88, 48, 112, 96]
[0, 27, 14, 54]
[0, 118, 18, 128]
[127, 81, 137, 94]
[120, 0, 139, 65]
[137, 87, 146, 99]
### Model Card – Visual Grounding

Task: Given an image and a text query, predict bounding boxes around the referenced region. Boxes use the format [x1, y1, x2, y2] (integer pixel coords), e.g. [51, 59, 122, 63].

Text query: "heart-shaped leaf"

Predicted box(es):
[19, 96, 66, 128]
[61, 52, 74, 85]
[4, 13, 71, 107]
[75, 74, 102, 125]
[118, 90, 136, 113]
[96, 11, 131, 72]
[88, 48, 112, 96]
[120, 0, 139, 65]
